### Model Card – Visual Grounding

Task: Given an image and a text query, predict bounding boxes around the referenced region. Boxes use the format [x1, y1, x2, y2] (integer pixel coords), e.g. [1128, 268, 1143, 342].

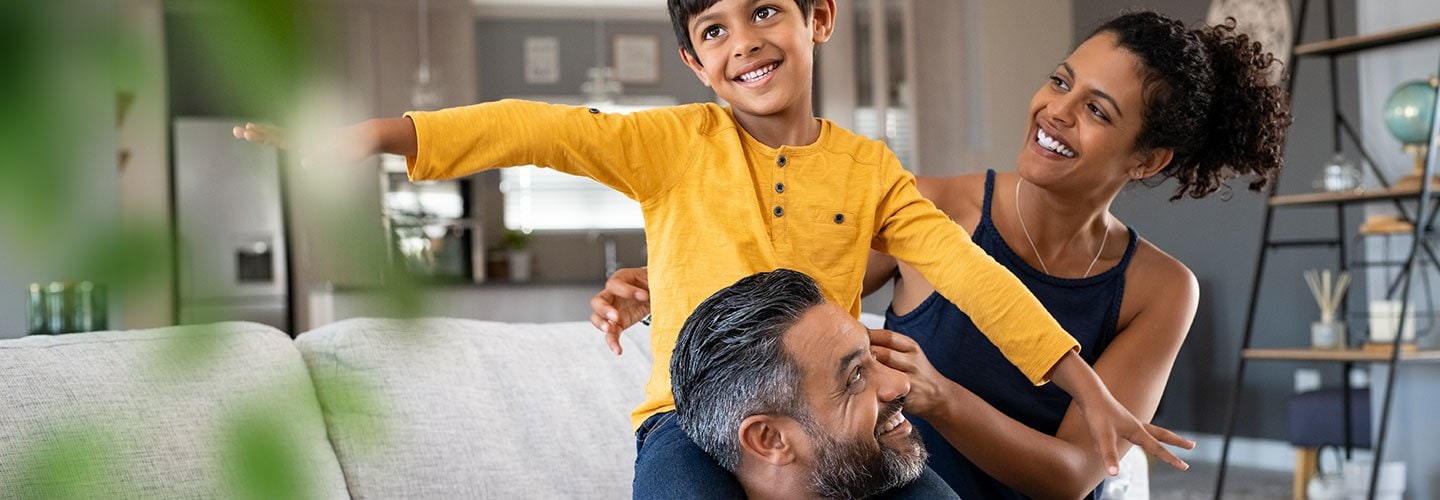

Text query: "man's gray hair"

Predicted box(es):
[670, 269, 826, 472]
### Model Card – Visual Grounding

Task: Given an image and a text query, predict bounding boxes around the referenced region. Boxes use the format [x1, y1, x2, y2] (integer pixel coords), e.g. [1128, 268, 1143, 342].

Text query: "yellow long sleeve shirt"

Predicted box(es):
[405, 100, 1080, 429]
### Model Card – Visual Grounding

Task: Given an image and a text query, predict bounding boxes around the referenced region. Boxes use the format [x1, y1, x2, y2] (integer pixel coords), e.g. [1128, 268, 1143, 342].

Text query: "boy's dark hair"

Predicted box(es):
[1091, 11, 1291, 201]
[669, 0, 816, 63]
[670, 269, 824, 472]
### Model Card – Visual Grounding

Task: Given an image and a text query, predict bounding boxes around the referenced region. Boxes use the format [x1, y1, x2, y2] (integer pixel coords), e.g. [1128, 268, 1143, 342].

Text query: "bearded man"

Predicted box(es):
[666, 269, 958, 499]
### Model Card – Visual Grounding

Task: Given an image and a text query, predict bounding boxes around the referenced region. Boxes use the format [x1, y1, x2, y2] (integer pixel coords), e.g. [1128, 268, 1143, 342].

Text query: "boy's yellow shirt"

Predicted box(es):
[406, 100, 1080, 429]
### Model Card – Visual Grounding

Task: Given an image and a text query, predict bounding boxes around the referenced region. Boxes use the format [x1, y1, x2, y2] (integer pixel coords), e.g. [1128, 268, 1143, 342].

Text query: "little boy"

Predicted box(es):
[236, 0, 1189, 496]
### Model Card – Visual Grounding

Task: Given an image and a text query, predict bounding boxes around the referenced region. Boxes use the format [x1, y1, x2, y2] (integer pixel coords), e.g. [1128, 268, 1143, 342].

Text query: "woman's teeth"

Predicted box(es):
[737, 63, 779, 83]
[1037, 129, 1075, 158]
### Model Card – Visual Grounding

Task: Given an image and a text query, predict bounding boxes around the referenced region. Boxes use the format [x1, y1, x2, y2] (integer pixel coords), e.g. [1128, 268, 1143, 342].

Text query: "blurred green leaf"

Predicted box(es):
[77, 223, 170, 292]
[317, 371, 388, 450]
[154, 323, 228, 375]
[176, 0, 319, 120]
[0, 1, 78, 243]
[11, 423, 132, 499]
[226, 410, 309, 500]
[313, 191, 429, 318]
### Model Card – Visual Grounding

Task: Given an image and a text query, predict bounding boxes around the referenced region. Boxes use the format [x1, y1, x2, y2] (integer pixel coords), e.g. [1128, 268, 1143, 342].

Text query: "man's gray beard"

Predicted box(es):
[806, 422, 928, 499]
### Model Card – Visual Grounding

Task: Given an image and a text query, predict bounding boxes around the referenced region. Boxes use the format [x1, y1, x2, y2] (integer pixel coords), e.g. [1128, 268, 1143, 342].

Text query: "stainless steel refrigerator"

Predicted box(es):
[173, 117, 288, 330]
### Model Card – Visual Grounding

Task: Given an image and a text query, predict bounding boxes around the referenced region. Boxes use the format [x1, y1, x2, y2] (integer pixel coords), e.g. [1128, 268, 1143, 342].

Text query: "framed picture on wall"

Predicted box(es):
[612, 34, 660, 84]
[524, 36, 561, 84]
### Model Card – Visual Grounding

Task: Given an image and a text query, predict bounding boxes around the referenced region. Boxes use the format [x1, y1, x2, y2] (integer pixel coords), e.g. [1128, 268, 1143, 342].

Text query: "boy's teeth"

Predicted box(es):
[739, 63, 777, 82]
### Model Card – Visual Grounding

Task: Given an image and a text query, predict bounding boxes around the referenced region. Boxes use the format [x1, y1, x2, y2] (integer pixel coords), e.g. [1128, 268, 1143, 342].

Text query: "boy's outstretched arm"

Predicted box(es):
[1047, 350, 1191, 475]
[242, 100, 697, 203]
[232, 117, 417, 162]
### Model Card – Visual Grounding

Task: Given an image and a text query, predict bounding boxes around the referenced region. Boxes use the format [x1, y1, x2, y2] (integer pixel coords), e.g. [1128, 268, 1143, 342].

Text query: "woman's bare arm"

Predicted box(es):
[873, 246, 1198, 499]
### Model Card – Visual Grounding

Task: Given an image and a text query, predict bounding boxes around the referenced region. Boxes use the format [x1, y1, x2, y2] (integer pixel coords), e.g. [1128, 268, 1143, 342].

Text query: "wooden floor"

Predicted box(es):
[1150, 461, 1292, 499]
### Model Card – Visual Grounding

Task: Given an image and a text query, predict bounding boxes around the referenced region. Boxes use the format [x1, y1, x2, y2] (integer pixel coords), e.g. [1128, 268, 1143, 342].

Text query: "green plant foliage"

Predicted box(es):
[8, 422, 133, 499]
[0, 1, 83, 243]
[153, 323, 230, 376]
[0, 1, 433, 495]
[225, 409, 311, 500]
[314, 369, 389, 451]
[76, 224, 170, 293]
[181, 0, 316, 120]
[502, 229, 532, 251]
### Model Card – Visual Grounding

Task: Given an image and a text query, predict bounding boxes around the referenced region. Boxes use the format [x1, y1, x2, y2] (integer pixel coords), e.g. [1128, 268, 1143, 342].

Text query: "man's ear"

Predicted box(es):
[811, 0, 837, 45]
[679, 47, 712, 87]
[738, 415, 801, 466]
[1130, 147, 1174, 180]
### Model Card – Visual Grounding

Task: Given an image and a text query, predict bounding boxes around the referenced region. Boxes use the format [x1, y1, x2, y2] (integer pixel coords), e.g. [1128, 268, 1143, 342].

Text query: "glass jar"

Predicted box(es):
[1312, 320, 1345, 350]
[27, 283, 47, 335]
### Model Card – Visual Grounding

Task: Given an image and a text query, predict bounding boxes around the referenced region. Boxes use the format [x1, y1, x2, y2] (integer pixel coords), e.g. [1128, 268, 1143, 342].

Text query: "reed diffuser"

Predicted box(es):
[1304, 269, 1350, 349]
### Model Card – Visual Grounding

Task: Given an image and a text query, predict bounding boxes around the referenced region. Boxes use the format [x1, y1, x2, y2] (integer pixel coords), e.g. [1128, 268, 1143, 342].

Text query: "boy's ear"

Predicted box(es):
[679, 47, 712, 88]
[738, 415, 801, 466]
[811, 0, 837, 45]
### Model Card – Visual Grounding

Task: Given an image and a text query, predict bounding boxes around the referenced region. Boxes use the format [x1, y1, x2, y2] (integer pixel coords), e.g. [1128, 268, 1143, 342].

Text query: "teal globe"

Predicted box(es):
[1384, 79, 1437, 146]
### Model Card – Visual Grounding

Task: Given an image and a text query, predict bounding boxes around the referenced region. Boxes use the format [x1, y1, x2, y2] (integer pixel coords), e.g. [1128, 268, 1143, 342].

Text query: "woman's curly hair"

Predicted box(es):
[1095, 11, 1292, 201]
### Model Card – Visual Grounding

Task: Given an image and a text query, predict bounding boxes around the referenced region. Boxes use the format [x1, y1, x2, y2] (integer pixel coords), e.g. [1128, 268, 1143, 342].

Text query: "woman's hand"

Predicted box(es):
[589, 267, 652, 355]
[868, 328, 952, 418]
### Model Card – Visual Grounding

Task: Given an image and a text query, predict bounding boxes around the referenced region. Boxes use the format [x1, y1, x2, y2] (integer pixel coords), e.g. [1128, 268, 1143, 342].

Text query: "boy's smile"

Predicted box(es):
[732, 60, 781, 87]
[679, 0, 834, 128]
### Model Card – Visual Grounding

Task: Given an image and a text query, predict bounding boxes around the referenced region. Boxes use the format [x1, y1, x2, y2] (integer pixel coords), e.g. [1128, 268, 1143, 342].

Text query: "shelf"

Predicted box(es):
[1294, 20, 1440, 56]
[387, 217, 475, 226]
[1243, 347, 1440, 363]
[1269, 188, 1439, 207]
[1220, 5, 1440, 495]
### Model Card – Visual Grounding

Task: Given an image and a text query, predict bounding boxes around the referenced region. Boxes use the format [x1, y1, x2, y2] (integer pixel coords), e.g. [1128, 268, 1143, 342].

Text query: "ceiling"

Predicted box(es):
[471, 0, 662, 6]
[470, 0, 668, 20]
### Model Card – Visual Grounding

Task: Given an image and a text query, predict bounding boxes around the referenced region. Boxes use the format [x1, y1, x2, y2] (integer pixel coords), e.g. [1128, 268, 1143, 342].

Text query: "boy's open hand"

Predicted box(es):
[589, 267, 652, 355]
[233, 122, 290, 149]
[1049, 350, 1193, 475]
[232, 120, 390, 165]
[1077, 389, 1193, 475]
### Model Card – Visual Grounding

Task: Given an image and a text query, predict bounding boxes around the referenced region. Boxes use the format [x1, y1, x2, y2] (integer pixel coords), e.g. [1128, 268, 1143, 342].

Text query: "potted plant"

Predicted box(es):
[502, 229, 533, 282]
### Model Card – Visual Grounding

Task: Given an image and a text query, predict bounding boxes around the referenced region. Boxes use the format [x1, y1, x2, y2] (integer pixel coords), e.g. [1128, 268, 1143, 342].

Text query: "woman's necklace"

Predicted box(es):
[1015, 179, 1109, 278]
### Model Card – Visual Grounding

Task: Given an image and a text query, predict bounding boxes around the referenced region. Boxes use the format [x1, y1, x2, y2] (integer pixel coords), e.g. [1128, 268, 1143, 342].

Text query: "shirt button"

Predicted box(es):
[833, 213, 845, 224]
[588, 108, 600, 114]
[773, 206, 784, 217]
[775, 182, 785, 193]
[776, 155, 788, 168]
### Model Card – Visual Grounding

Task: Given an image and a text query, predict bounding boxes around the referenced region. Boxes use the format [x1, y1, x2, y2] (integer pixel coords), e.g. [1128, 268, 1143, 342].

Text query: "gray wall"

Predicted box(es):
[907, 1, 1074, 176]
[470, 18, 715, 282]
[1072, 0, 1361, 440]
[475, 19, 714, 105]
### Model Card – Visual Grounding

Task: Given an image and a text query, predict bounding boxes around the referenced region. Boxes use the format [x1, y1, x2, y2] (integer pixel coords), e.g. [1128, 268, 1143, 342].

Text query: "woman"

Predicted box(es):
[592, 11, 1288, 499]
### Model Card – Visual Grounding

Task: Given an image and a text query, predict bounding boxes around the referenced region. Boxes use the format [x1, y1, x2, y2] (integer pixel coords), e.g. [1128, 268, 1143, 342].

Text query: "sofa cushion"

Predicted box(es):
[0, 322, 349, 499]
[297, 318, 652, 499]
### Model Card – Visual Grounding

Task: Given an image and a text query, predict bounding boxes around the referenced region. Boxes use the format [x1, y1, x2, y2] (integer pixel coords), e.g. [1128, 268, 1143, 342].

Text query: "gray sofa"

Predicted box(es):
[0, 318, 1149, 499]
[0, 318, 653, 499]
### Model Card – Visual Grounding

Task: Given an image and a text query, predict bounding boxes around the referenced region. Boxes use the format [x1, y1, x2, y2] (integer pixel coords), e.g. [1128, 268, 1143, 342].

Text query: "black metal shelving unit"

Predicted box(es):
[1213, 2, 1440, 499]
